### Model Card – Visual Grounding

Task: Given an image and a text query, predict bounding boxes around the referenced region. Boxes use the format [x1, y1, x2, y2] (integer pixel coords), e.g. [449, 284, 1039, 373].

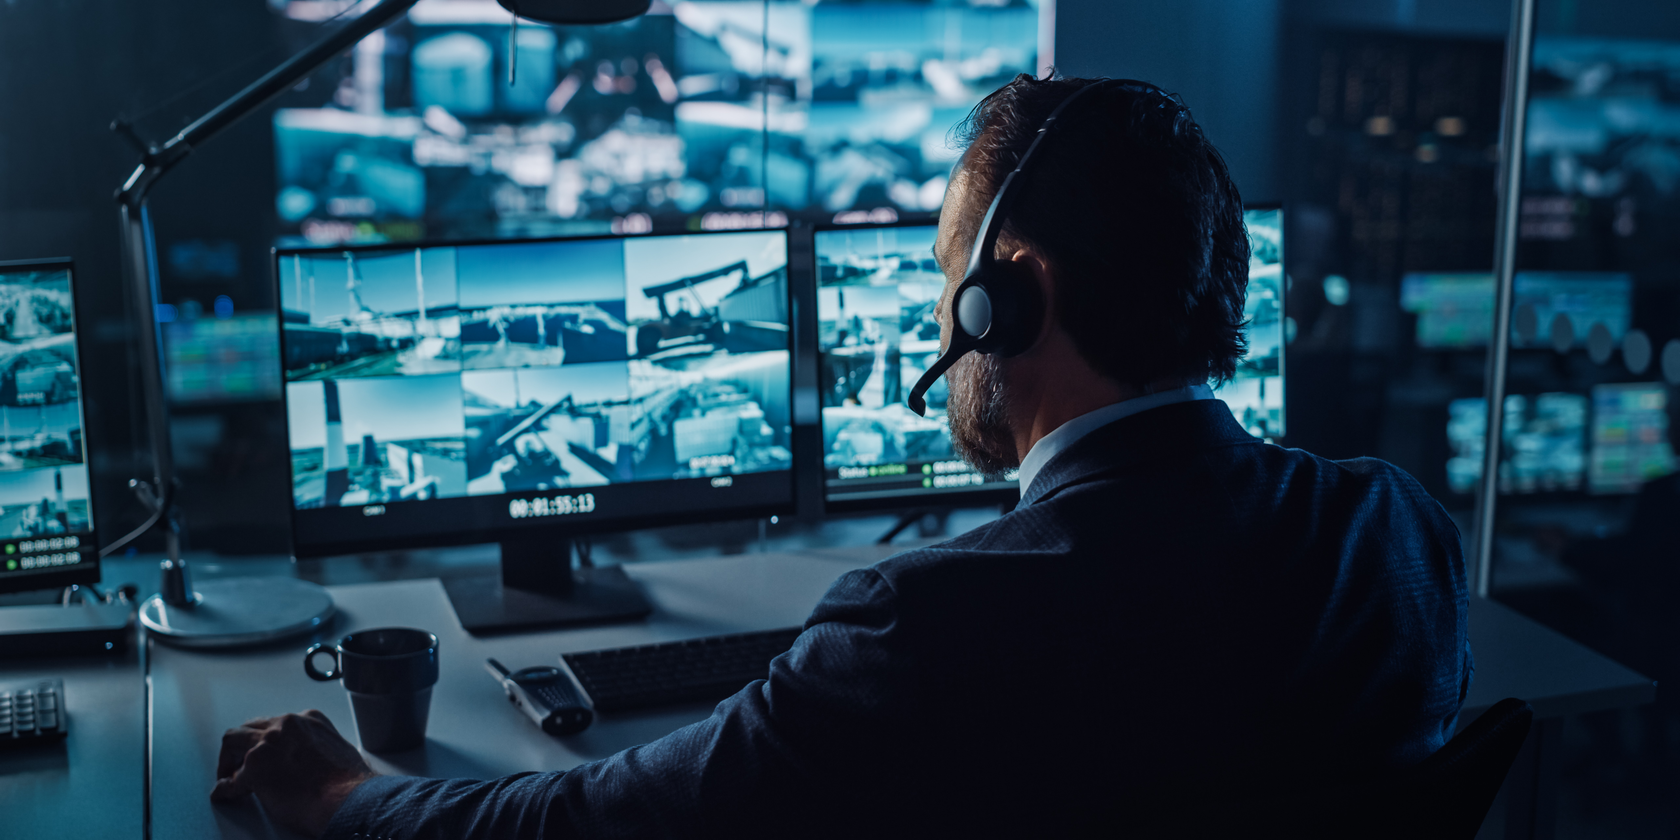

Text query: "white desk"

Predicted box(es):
[147, 551, 871, 840]
[119, 548, 1660, 839]
[0, 648, 145, 838]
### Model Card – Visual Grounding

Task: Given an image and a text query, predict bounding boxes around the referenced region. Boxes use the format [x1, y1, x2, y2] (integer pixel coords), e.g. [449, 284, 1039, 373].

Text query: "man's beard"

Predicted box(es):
[945, 351, 1018, 475]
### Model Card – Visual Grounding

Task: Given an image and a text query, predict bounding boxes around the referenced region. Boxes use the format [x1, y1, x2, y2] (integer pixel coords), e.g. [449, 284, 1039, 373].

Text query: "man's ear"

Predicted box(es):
[1004, 246, 1055, 353]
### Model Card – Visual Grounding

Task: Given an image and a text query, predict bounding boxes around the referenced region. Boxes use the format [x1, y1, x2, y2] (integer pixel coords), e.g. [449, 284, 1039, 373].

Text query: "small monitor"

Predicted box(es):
[1446, 392, 1588, 495]
[1590, 382, 1674, 494]
[1400, 273, 1495, 349]
[0, 259, 97, 595]
[1509, 272, 1632, 351]
[276, 231, 794, 630]
[164, 313, 284, 404]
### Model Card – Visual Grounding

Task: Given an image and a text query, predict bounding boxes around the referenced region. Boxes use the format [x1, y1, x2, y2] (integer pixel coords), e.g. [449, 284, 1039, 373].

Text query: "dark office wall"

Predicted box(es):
[1053, 0, 1283, 203]
[0, 1, 286, 552]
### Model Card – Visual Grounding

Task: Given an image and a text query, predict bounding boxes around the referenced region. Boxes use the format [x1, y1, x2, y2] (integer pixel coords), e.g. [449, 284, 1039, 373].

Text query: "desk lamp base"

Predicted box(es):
[139, 577, 335, 648]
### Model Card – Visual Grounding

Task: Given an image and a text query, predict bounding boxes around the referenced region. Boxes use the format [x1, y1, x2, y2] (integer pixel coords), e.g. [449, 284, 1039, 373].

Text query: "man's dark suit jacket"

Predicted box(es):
[324, 400, 1472, 838]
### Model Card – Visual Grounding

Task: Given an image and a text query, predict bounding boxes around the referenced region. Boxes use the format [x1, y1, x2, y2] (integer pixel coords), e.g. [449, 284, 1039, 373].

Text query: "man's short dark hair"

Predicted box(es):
[955, 75, 1249, 387]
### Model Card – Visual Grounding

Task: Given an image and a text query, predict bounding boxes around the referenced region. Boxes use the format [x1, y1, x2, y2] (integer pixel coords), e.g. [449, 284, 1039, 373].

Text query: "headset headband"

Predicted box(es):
[904, 78, 1127, 416]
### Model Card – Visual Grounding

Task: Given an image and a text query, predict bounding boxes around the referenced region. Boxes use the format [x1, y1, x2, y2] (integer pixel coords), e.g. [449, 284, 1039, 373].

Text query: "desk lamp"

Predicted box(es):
[114, 0, 651, 646]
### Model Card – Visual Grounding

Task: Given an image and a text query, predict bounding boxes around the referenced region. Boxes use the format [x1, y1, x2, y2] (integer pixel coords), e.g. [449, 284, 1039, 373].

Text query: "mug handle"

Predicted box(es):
[304, 643, 341, 681]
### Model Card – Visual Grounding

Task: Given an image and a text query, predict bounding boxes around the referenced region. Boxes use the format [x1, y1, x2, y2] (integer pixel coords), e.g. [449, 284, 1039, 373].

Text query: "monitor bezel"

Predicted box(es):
[271, 229, 799, 559]
[809, 219, 1019, 514]
[0, 256, 100, 593]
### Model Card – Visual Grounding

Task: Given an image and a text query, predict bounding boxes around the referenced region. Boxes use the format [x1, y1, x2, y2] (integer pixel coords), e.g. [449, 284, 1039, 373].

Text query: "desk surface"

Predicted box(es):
[148, 551, 868, 840]
[0, 648, 145, 839]
[1462, 596, 1655, 721]
[8, 547, 1657, 839]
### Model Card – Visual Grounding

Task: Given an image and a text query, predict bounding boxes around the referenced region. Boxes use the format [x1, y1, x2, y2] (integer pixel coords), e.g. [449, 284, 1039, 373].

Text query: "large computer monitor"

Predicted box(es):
[812, 206, 1285, 511]
[275, 231, 794, 631]
[0, 259, 96, 595]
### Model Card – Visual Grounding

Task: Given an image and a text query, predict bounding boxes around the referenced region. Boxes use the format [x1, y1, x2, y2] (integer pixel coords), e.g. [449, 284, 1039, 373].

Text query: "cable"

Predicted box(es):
[97, 483, 173, 559]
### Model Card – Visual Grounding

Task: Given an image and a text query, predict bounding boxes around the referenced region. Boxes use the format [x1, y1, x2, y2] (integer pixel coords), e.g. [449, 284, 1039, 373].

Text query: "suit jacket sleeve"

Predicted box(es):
[321, 567, 911, 840]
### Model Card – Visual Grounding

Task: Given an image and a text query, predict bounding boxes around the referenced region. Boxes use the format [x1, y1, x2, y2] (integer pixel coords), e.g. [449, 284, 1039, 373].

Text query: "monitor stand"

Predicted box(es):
[442, 538, 652, 635]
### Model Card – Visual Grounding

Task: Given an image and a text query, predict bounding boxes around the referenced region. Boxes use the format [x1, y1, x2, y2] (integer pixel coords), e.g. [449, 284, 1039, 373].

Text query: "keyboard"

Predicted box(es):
[562, 627, 803, 713]
[1, 678, 66, 747]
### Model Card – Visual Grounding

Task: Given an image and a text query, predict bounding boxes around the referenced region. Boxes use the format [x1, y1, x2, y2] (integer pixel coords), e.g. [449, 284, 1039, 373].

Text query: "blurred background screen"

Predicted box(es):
[270, 0, 1052, 246]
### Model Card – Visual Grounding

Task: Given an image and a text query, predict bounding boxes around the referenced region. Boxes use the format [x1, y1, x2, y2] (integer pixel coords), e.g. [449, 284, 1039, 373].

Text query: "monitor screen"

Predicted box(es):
[164, 313, 284, 404]
[1446, 392, 1588, 495]
[0, 259, 96, 594]
[270, 0, 1049, 244]
[813, 224, 1017, 508]
[813, 208, 1285, 508]
[1214, 206, 1285, 439]
[1400, 273, 1494, 349]
[277, 230, 794, 555]
[1509, 272, 1632, 351]
[1590, 382, 1674, 494]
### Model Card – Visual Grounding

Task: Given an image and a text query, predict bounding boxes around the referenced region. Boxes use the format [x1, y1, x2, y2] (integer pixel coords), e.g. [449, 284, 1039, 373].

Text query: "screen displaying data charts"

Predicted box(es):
[278, 231, 793, 552]
[0, 261, 95, 593]
[1590, 383, 1674, 495]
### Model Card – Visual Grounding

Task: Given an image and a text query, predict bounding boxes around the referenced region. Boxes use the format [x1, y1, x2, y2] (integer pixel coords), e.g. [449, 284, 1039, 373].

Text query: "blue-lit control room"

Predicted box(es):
[1, 0, 1677, 836]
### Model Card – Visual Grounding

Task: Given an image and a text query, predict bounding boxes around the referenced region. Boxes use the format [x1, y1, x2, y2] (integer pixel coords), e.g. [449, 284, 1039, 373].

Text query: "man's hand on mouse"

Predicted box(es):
[211, 710, 376, 838]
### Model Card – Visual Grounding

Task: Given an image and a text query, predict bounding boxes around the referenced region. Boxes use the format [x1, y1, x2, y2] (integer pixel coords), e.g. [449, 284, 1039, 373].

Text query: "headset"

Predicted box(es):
[906, 78, 1129, 417]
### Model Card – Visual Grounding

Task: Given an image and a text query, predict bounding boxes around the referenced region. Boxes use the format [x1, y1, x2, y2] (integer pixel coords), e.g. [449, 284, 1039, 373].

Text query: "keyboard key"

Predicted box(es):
[0, 678, 65, 747]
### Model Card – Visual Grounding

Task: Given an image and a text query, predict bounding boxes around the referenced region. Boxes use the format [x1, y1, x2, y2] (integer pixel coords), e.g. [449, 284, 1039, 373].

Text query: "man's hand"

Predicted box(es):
[211, 710, 376, 838]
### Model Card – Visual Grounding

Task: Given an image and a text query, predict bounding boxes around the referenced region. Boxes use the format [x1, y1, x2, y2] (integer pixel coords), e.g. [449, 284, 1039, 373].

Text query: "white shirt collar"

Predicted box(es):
[1016, 383, 1215, 501]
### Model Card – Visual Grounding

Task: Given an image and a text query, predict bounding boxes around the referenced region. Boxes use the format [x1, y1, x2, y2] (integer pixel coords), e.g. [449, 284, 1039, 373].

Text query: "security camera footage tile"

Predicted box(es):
[284, 230, 792, 511]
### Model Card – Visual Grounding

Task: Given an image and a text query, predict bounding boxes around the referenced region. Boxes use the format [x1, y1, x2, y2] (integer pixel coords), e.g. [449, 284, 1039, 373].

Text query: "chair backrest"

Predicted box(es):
[1392, 697, 1534, 838]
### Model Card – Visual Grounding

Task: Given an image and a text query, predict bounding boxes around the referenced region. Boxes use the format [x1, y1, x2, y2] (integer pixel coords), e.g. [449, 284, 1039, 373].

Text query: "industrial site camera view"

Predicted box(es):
[814, 224, 1016, 504]
[815, 213, 1283, 503]
[283, 231, 792, 510]
[0, 266, 92, 540]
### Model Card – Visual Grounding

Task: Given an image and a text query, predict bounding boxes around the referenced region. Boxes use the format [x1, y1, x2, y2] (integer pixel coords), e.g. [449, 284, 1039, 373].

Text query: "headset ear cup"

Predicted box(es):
[984, 260, 1044, 357]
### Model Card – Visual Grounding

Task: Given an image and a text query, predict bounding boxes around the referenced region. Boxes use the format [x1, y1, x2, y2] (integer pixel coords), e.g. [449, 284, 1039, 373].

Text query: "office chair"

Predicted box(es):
[1294, 697, 1535, 838]
[1185, 698, 1534, 838]
[1388, 697, 1534, 838]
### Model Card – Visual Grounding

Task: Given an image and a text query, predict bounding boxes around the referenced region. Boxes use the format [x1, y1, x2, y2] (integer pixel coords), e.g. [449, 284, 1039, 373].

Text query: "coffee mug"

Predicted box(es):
[305, 627, 439, 753]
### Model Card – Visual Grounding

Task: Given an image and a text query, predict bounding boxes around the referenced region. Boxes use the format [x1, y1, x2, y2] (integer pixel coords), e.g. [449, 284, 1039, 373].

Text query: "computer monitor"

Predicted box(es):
[1446, 392, 1588, 495]
[275, 231, 794, 631]
[1400, 273, 1494, 349]
[1509, 272, 1632, 350]
[164, 312, 283, 404]
[1216, 205, 1285, 440]
[0, 259, 97, 595]
[812, 206, 1285, 510]
[1590, 382, 1674, 495]
[812, 223, 1017, 511]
